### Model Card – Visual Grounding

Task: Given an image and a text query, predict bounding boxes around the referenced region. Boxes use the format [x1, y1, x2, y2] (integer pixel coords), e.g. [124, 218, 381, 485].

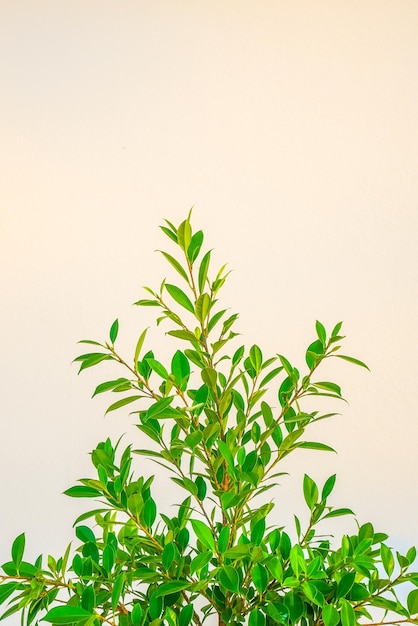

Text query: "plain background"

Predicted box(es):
[1, 0, 418, 619]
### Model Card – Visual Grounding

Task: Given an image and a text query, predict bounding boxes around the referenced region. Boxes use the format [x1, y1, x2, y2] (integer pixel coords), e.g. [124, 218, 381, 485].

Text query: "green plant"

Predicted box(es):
[1, 213, 417, 626]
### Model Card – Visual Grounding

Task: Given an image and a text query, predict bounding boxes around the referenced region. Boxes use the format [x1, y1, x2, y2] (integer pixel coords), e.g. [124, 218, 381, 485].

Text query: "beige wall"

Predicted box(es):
[1, 0, 418, 603]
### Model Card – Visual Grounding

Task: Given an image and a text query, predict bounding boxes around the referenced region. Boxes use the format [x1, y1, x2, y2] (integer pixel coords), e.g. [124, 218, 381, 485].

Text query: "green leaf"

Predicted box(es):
[155, 581, 190, 598]
[314, 382, 342, 396]
[249, 609, 265, 626]
[305, 340, 324, 369]
[75, 526, 95, 544]
[159, 251, 189, 282]
[64, 485, 101, 498]
[408, 589, 418, 615]
[321, 474, 336, 500]
[82, 585, 96, 613]
[303, 474, 318, 510]
[128, 493, 144, 517]
[264, 602, 288, 624]
[11, 533, 25, 569]
[335, 354, 370, 370]
[316, 320, 327, 346]
[168, 329, 199, 343]
[134, 299, 160, 306]
[195, 293, 211, 324]
[191, 519, 215, 551]
[336, 572, 355, 598]
[179, 604, 194, 626]
[105, 395, 141, 415]
[143, 497, 157, 528]
[249, 345, 263, 374]
[171, 351, 190, 389]
[146, 358, 169, 380]
[177, 218, 192, 252]
[322, 605, 340, 626]
[217, 439, 235, 473]
[219, 566, 240, 593]
[278, 354, 293, 376]
[201, 367, 217, 388]
[198, 250, 211, 293]
[131, 604, 143, 626]
[112, 572, 125, 611]
[223, 544, 251, 559]
[185, 430, 203, 448]
[165, 284, 195, 313]
[340, 598, 356, 626]
[251, 518, 266, 545]
[43, 607, 92, 624]
[266, 557, 283, 582]
[146, 396, 174, 420]
[187, 230, 204, 262]
[0, 583, 20, 607]
[92, 378, 131, 397]
[160, 223, 178, 243]
[134, 327, 149, 367]
[74, 353, 113, 373]
[259, 366, 284, 387]
[322, 508, 355, 520]
[109, 319, 119, 343]
[303, 582, 324, 607]
[252, 563, 268, 594]
[297, 442, 336, 453]
[381, 543, 395, 577]
[190, 551, 212, 575]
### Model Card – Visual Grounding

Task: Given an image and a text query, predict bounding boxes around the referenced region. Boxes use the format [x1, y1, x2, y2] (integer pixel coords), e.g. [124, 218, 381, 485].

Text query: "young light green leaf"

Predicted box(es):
[303, 474, 318, 510]
[134, 328, 148, 366]
[201, 367, 217, 388]
[195, 293, 211, 324]
[314, 381, 342, 396]
[334, 354, 370, 370]
[198, 250, 211, 293]
[177, 218, 192, 252]
[158, 251, 189, 282]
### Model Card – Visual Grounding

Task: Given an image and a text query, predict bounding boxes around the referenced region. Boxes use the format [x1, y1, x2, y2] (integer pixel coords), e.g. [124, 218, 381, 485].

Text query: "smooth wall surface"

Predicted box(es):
[1, 0, 418, 614]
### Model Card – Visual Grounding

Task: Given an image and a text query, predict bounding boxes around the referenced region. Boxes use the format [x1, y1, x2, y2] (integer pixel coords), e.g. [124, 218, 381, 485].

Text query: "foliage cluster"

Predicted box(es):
[1, 214, 417, 626]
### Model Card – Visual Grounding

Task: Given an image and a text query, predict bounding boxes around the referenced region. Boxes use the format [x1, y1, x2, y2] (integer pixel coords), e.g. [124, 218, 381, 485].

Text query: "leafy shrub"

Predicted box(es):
[1, 213, 417, 626]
